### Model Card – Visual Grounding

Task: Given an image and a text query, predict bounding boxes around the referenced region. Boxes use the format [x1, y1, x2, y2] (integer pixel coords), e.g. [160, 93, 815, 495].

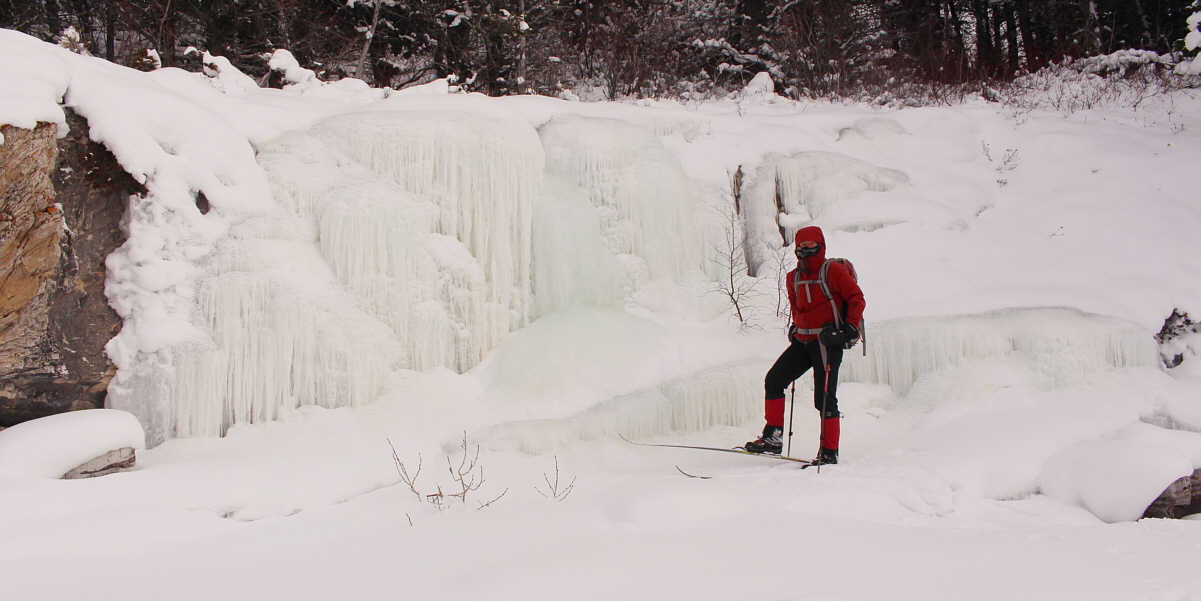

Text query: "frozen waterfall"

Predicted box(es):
[539, 114, 707, 288]
[740, 150, 970, 276]
[118, 109, 712, 441]
[105, 107, 1164, 445]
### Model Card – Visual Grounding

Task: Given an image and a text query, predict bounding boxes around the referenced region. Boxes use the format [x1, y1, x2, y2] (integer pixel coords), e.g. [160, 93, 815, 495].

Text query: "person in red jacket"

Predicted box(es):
[745, 226, 865, 465]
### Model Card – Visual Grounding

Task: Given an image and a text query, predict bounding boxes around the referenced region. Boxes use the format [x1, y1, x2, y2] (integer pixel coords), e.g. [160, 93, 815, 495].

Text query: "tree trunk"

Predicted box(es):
[947, 0, 967, 82]
[1015, 0, 1041, 71]
[105, 0, 115, 61]
[1079, 0, 1099, 54]
[972, 0, 996, 78]
[44, 0, 62, 39]
[516, 0, 526, 94]
[355, 0, 381, 81]
[1003, 1, 1020, 76]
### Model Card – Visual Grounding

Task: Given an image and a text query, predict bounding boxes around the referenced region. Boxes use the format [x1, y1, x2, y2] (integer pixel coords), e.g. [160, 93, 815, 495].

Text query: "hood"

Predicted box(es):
[795, 226, 827, 272]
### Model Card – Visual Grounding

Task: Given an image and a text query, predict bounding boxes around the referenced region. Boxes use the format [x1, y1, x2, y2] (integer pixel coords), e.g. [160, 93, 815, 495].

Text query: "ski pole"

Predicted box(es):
[786, 380, 796, 457]
[818, 343, 830, 474]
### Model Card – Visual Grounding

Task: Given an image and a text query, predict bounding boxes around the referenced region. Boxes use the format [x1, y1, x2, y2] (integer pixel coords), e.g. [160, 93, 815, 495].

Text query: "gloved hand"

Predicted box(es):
[818, 324, 842, 347]
[841, 323, 860, 347]
[788, 324, 799, 342]
[819, 323, 861, 348]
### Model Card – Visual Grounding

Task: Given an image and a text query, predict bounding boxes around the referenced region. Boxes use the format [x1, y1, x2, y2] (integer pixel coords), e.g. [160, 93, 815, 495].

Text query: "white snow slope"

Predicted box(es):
[2, 29, 1201, 601]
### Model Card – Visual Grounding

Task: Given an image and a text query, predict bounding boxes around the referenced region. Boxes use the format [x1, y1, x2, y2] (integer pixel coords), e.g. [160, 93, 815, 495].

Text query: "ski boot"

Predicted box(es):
[812, 446, 838, 466]
[744, 425, 783, 454]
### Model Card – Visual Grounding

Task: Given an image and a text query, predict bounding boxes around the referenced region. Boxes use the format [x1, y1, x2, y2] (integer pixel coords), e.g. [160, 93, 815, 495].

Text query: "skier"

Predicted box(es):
[744, 226, 865, 465]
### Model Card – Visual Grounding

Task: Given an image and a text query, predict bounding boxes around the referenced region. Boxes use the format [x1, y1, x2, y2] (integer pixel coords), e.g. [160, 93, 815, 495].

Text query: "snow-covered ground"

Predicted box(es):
[2, 29, 1201, 600]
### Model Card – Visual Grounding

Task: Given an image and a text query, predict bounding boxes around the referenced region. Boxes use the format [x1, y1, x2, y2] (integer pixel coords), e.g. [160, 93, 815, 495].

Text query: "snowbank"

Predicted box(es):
[0, 30, 70, 142]
[1040, 423, 1201, 522]
[0, 409, 145, 479]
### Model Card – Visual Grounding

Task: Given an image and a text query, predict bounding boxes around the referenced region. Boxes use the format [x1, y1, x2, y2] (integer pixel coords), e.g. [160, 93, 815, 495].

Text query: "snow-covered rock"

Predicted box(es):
[741, 71, 776, 97]
[0, 409, 145, 479]
[1040, 423, 1201, 522]
[267, 49, 317, 88]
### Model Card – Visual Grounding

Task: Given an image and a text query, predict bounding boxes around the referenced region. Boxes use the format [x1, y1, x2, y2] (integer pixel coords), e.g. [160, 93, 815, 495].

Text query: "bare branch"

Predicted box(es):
[387, 438, 423, 501]
[534, 455, 576, 501]
[477, 488, 508, 509]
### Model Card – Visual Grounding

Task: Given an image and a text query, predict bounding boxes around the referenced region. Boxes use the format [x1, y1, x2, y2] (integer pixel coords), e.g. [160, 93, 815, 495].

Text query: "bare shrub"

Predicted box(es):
[999, 52, 1200, 117]
[387, 433, 506, 512]
[534, 455, 576, 502]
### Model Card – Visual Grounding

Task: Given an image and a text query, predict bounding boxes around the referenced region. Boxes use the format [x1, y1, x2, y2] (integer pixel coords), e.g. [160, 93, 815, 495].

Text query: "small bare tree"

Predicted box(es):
[444, 432, 507, 507]
[766, 244, 794, 320]
[708, 203, 760, 326]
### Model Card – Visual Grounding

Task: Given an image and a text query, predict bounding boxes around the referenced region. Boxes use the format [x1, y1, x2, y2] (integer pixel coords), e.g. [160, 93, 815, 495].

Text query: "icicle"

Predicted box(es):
[841, 308, 1160, 397]
[313, 110, 542, 326]
[266, 111, 543, 374]
[162, 109, 548, 437]
[740, 151, 910, 274]
[170, 274, 402, 437]
[531, 175, 622, 316]
[573, 362, 764, 441]
[476, 363, 765, 454]
[538, 114, 706, 289]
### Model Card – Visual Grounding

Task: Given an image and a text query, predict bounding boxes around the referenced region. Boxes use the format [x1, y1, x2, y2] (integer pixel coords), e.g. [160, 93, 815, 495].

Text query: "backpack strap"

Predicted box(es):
[793, 260, 842, 328]
[817, 259, 843, 329]
[793, 271, 815, 304]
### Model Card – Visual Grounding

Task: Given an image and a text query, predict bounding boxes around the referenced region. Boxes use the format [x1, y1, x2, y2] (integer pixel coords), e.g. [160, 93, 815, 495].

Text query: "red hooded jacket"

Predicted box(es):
[787, 226, 865, 341]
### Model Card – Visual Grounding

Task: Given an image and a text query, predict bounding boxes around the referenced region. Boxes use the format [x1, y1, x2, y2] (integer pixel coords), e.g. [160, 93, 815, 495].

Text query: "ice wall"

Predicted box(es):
[739, 150, 972, 276]
[313, 110, 542, 335]
[172, 272, 403, 437]
[532, 175, 623, 315]
[143, 110, 546, 438]
[538, 114, 707, 290]
[146, 108, 722, 439]
[842, 308, 1160, 399]
[740, 151, 906, 273]
[478, 362, 765, 454]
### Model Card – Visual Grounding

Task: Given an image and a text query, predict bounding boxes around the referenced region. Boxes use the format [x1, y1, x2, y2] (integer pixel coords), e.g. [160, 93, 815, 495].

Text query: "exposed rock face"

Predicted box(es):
[1144, 468, 1201, 519]
[0, 111, 139, 427]
[62, 447, 136, 479]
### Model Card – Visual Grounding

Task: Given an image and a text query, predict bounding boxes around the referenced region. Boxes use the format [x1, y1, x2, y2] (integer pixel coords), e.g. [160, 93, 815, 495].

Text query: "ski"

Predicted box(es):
[619, 435, 813, 465]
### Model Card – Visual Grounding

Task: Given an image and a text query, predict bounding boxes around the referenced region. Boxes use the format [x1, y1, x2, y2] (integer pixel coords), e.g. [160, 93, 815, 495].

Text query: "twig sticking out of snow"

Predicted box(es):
[535, 455, 577, 501]
[388, 439, 423, 501]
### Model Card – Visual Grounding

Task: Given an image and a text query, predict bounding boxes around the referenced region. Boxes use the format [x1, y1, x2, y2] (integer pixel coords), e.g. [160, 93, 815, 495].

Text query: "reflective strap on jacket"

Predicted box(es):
[793, 260, 842, 329]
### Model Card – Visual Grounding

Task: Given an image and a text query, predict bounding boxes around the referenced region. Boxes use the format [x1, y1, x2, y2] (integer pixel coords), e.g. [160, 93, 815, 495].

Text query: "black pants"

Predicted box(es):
[765, 338, 843, 418]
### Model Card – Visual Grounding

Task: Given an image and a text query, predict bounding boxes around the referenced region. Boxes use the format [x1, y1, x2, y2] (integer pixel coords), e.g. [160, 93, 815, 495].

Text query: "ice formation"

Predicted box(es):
[538, 114, 708, 290]
[842, 308, 1160, 397]
[115, 105, 721, 440]
[740, 151, 911, 275]
[311, 110, 542, 368]
[1040, 422, 1201, 522]
[149, 110, 546, 437]
[479, 362, 765, 454]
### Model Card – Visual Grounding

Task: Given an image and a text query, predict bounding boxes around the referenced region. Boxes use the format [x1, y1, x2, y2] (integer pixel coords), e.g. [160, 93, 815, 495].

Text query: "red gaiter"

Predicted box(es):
[765, 397, 786, 427]
[820, 417, 840, 449]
